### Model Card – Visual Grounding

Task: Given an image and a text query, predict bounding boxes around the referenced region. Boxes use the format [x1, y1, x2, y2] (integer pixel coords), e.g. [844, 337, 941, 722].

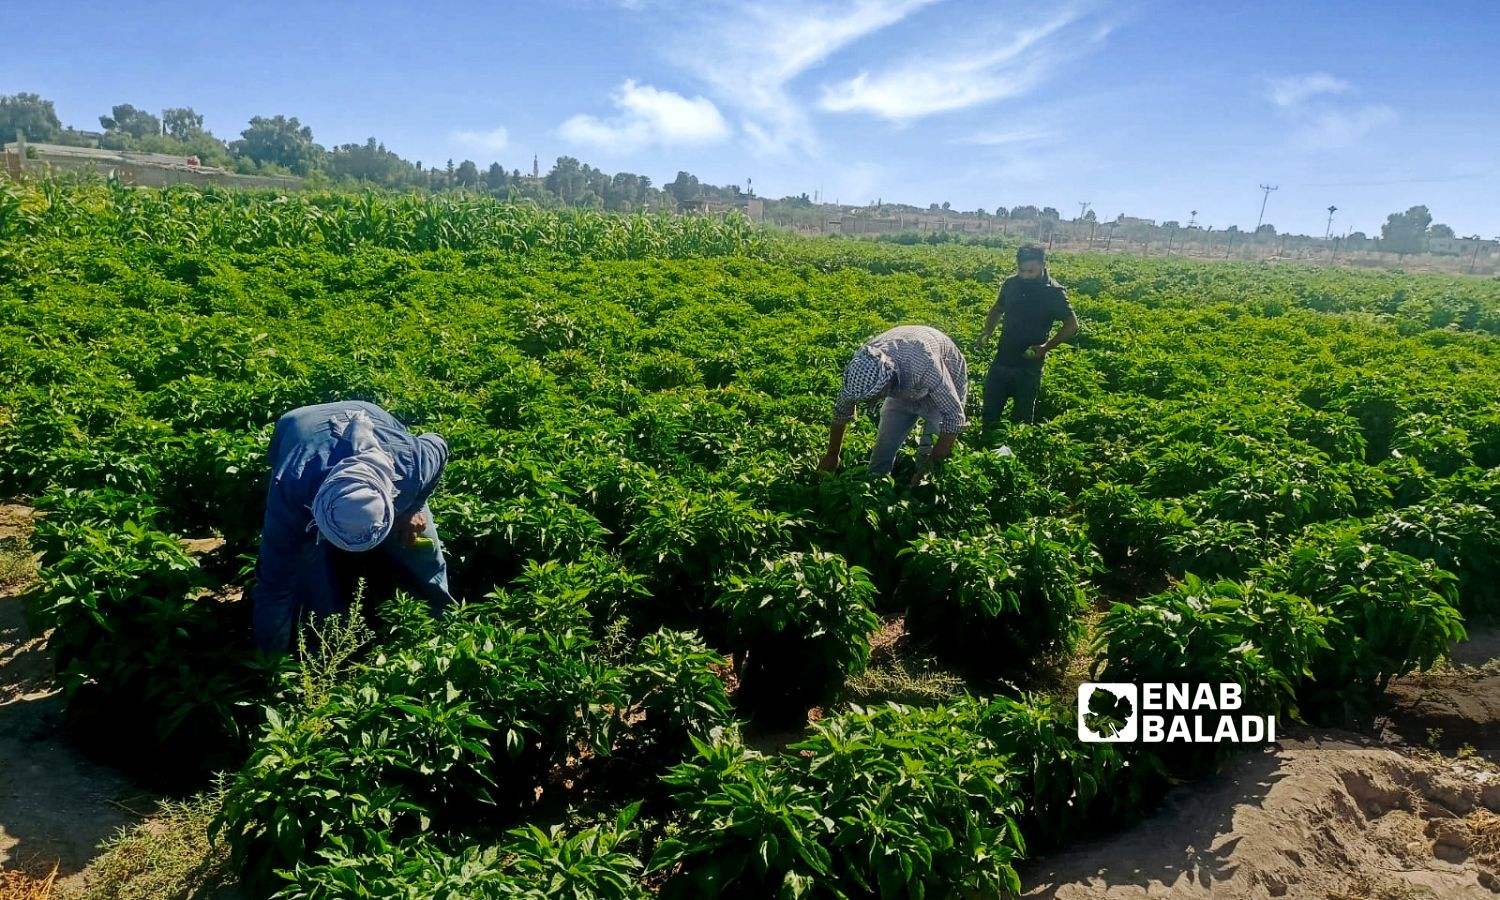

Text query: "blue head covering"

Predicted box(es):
[313, 446, 398, 552]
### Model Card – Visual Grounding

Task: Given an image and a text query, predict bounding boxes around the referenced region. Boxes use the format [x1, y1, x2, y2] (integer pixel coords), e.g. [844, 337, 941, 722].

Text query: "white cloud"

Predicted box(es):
[559, 79, 730, 150]
[1265, 72, 1395, 151]
[954, 126, 1054, 147]
[450, 126, 510, 153]
[819, 11, 1092, 121]
[669, 0, 943, 154]
[1293, 105, 1398, 150]
[1266, 72, 1349, 108]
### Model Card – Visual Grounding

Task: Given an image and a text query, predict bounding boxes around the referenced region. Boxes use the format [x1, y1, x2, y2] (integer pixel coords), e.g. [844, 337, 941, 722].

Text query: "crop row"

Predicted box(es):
[2, 182, 1497, 895]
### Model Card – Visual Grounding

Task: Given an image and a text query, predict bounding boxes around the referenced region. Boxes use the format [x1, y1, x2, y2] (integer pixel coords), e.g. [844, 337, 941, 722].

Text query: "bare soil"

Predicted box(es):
[1022, 628, 1500, 899]
[0, 573, 154, 889]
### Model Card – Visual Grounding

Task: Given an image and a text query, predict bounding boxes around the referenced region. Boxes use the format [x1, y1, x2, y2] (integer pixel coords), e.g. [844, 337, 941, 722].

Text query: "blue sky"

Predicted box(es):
[10, 0, 1500, 236]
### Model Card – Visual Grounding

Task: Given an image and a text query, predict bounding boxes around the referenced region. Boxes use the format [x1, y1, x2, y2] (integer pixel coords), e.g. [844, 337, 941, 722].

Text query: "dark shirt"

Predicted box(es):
[992, 274, 1073, 369]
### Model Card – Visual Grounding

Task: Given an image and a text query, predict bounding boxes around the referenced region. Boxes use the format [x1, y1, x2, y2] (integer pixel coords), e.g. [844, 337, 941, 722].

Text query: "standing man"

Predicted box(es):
[817, 325, 969, 484]
[251, 400, 453, 652]
[977, 245, 1078, 428]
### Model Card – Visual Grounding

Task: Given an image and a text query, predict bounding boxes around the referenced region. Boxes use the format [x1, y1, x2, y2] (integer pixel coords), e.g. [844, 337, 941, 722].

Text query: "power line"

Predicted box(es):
[1324, 205, 1338, 240]
[1256, 184, 1279, 232]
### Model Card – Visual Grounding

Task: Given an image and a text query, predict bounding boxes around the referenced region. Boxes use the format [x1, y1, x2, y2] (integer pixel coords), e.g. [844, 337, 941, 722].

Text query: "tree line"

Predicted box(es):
[1, 92, 1479, 249]
[0, 92, 753, 212]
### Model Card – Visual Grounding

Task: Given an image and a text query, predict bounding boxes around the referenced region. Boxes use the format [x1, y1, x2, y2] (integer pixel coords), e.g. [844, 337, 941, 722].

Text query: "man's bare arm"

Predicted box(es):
[1045, 312, 1079, 350]
[818, 420, 849, 472]
[1029, 313, 1079, 360]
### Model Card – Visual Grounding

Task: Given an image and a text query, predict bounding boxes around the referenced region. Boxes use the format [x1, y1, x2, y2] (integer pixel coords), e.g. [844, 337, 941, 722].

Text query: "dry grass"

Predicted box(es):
[0, 868, 58, 900]
[1467, 808, 1500, 857]
[845, 657, 964, 706]
[72, 789, 232, 900]
[1328, 875, 1439, 899]
[0, 541, 38, 590]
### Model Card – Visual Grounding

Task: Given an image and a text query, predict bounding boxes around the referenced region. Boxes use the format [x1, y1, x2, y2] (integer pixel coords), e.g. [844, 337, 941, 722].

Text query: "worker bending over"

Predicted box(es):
[977, 244, 1078, 427]
[818, 325, 969, 483]
[251, 401, 452, 652]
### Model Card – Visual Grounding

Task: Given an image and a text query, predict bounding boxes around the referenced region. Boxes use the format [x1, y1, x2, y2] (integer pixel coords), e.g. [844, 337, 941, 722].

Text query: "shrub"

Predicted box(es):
[1263, 528, 1465, 709]
[217, 616, 622, 890]
[624, 488, 794, 624]
[975, 695, 1158, 851]
[1093, 575, 1329, 723]
[622, 629, 733, 762]
[901, 517, 1094, 676]
[1363, 500, 1500, 617]
[654, 703, 1027, 899]
[714, 550, 878, 723]
[27, 502, 266, 775]
[651, 733, 834, 898]
[281, 808, 647, 900]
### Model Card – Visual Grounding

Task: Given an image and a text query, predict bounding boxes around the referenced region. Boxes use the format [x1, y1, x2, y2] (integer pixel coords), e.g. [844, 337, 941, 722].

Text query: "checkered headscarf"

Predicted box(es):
[841, 346, 896, 406]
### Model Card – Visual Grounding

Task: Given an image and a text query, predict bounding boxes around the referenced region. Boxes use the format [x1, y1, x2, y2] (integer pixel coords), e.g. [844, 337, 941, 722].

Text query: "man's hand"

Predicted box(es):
[972, 332, 991, 353]
[1025, 343, 1050, 361]
[397, 509, 430, 547]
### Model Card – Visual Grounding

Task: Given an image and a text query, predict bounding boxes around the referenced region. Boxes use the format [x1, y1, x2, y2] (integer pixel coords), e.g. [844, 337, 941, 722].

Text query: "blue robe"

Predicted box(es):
[251, 401, 452, 651]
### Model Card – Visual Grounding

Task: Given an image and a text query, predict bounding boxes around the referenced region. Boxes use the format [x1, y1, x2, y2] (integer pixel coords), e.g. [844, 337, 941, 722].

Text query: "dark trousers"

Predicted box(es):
[982, 361, 1043, 428]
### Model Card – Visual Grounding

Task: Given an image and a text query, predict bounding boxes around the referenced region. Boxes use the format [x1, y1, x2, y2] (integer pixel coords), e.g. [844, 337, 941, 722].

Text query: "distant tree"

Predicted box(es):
[1162, 220, 1180, 229]
[325, 137, 413, 185]
[1082, 209, 1097, 223]
[1010, 204, 1041, 220]
[1429, 222, 1455, 239]
[484, 162, 509, 193]
[455, 159, 480, 188]
[546, 156, 588, 204]
[1380, 205, 1433, 256]
[665, 171, 701, 204]
[161, 107, 206, 140]
[231, 115, 322, 174]
[0, 92, 62, 141]
[1256, 223, 1276, 236]
[99, 104, 161, 139]
[1348, 231, 1368, 243]
[1040, 206, 1061, 220]
[995, 206, 1008, 218]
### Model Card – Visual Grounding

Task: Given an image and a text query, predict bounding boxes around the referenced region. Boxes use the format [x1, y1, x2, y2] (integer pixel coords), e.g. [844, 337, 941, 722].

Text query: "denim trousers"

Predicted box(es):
[868, 396, 936, 476]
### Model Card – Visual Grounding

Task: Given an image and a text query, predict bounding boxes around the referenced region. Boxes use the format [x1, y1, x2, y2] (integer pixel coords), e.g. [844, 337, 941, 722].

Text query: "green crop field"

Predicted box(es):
[2, 178, 1498, 898]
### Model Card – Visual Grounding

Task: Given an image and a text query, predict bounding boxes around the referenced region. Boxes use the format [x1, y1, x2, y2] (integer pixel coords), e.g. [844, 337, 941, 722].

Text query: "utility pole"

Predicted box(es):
[1470, 235, 1484, 274]
[1077, 200, 1090, 221]
[1324, 205, 1338, 240]
[1188, 209, 1199, 228]
[1255, 184, 1278, 232]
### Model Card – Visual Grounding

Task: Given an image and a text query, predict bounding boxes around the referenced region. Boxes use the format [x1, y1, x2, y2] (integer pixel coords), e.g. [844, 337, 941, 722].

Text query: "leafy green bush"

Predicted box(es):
[1093, 575, 1329, 723]
[714, 550, 878, 723]
[653, 703, 1026, 898]
[624, 488, 795, 624]
[27, 495, 266, 775]
[1363, 500, 1500, 617]
[975, 695, 1159, 851]
[282, 806, 647, 900]
[1263, 527, 1465, 708]
[901, 517, 1094, 676]
[217, 616, 621, 890]
[622, 629, 733, 762]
